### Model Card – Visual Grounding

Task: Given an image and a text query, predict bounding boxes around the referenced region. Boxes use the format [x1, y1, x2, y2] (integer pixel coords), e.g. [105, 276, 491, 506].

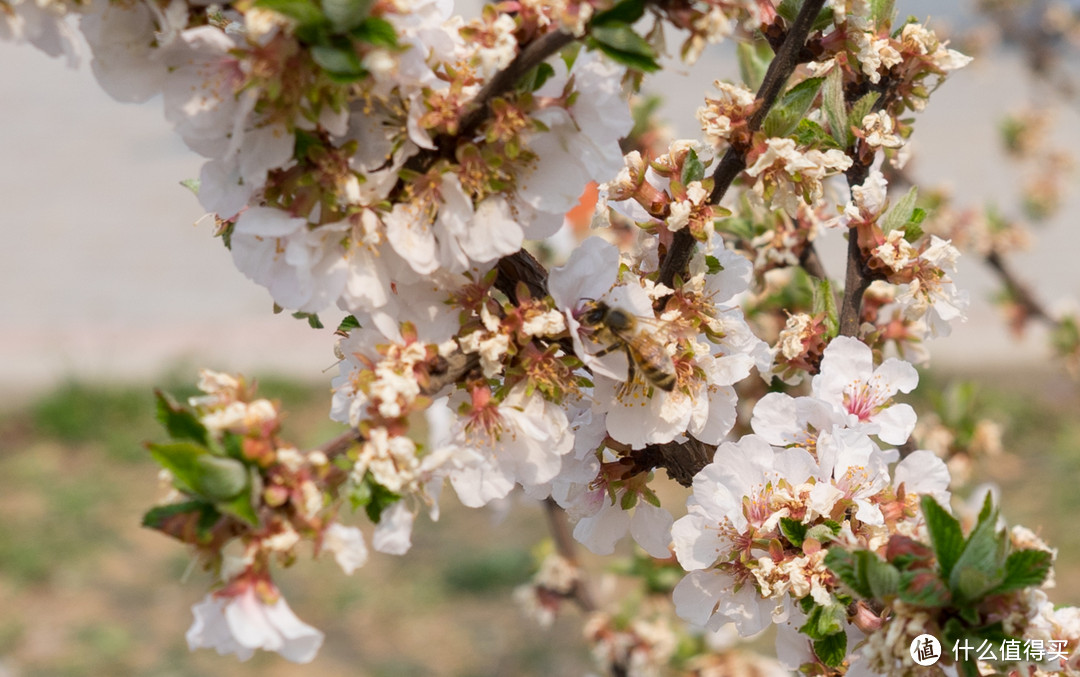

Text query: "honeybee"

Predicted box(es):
[576, 300, 677, 392]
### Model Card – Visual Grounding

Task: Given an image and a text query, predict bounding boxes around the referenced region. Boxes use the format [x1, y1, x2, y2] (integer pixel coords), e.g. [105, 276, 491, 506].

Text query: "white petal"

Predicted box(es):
[629, 502, 674, 558]
[372, 501, 415, 555]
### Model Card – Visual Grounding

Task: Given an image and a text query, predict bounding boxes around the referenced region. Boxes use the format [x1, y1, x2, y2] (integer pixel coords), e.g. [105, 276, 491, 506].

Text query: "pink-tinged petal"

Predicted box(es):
[224, 590, 281, 652]
[198, 158, 250, 218]
[323, 523, 369, 575]
[384, 204, 438, 274]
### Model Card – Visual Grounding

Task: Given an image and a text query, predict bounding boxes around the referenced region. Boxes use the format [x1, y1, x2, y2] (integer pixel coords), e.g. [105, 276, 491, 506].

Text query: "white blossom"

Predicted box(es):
[186, 588, 324, 663]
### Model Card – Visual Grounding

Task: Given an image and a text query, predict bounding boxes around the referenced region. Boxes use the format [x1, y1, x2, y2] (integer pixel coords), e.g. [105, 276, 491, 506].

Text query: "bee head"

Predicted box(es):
[576, 299, 610, 329]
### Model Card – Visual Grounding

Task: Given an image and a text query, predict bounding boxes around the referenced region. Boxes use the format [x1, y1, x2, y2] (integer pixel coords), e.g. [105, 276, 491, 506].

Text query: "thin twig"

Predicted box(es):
[658, 0, 829, 289]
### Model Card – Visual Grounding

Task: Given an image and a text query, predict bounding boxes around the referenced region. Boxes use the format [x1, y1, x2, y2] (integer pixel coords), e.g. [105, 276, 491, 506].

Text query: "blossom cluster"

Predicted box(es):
[13, 0, 1080, 672]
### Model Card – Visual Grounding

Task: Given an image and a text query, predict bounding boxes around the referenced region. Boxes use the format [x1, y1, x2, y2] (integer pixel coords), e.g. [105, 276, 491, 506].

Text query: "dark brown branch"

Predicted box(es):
[836, 85, 893, 337]
[634, 438, 717, 487]
[838, 226, 873, 337]
[405, 30, 575, 174]
[542, 497, 597, 612]
[799, 241, 829, 281]
[459, 30, 575, 141]
[658, 0, 829, 288]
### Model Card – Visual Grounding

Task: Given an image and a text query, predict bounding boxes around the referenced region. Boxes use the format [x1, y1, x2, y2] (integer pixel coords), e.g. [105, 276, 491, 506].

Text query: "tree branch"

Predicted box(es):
[985, 250, 1053, 324]
[658, 0, 829, 288]
[405, 29, 575, 174]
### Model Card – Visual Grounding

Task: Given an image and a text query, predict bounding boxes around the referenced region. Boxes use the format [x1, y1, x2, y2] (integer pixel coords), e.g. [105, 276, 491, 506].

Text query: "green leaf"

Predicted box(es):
[992, 549, 1053, 594]
[292, 311, 324, 329]
[866, 557, 901, 598]
[311, 43, 366, 78]
[791, 119, 842, 149]
[216, 480, 259, 527]
[800, 602, 846, 639]
[588, 25, 659, 72]
[814, 632, 847, 668]
[736, 41, 773, 91]
[949, 498, 1007, 603]
[590, 0, 646, 27]
[336, 315, 361, 333]
[322, 0, 372, 32]
[776, 0, 800, 23]
[812, 278, 839, 336]
[822, 67, 848, 146]
[154, 391, 209, 446]
[351, 16, 398, 48]
[898, 570, 951, 607]
[180, 178, 200, 196]
[763, 77, 824, 138]
[681, 148, 706, 185]
[825, 548, 873, 598]
[255, 0, 325, 29]
[869, 0, 896, 26]
[879, 186, 918, 234]
[780, 517, 808, 547]
[148, 442, 249, 502]
[350, 474, 402, 523]
[142, 500, 209, 530]
[848, 92, 880, 132]
[525, 62, 556, 92]
[705, 255, 724, 275]
[920, 495, 965, 580]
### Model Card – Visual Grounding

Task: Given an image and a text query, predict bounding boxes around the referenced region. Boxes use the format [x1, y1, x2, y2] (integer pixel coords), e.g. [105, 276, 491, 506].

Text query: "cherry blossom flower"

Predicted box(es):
[811, 336, 919, 445]
[438, 385, 574, 508]
[186, 585, 324, 663]
[671, 435, 817, 635]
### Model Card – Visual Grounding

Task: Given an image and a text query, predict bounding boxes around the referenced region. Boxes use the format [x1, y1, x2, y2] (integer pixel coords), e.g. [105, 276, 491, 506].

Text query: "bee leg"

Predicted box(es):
[591, 343, 621, 358]
[614, 348, 637, 398]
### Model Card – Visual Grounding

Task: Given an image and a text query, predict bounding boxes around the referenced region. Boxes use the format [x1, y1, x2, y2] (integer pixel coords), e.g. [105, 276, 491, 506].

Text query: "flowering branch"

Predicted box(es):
[658, 0, 828, 288]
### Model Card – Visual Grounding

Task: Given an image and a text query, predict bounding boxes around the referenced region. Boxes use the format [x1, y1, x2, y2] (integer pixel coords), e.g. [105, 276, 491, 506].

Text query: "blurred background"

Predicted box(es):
[1, 0, 1080, 675]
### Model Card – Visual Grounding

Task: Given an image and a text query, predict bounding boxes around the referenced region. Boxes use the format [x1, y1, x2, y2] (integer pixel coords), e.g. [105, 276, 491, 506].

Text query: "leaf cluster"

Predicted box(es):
[824, 495, 1052, 675]
[143, 392, 261, 540]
